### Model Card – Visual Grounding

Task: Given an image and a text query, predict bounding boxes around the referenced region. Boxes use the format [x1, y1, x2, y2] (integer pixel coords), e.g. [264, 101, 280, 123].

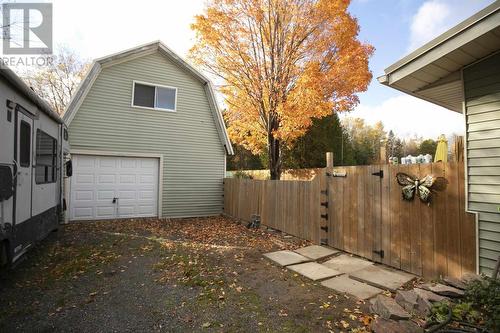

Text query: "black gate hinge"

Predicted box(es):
[373, 249, 385, 258]
[321, 213, 328, 219]
[372, 170, 384, 178]
[320, 226, 328, 232]
[321, 201, 328, 208]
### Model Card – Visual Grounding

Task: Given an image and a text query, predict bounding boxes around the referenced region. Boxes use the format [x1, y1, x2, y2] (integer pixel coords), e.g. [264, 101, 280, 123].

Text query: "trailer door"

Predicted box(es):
[15, 113, 33, 224]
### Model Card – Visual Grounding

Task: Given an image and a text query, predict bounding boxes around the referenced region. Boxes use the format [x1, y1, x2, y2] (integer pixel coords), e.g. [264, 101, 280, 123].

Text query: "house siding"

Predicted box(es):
[464, 52, 500, 275]
[68, 52, 226, 218]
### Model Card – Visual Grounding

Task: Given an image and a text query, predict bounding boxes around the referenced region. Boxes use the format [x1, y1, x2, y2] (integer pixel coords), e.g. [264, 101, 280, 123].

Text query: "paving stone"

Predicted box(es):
[321, 275, 382, 300]
[443, 277, 467, 290]
[370, 295, 410, 320]
[322, 254, 374, 274]
[395, 290, 420, 313]
[287, 262, 342, 281]
[293, 245, 339, 260]
[413, 288, 448, 315]
[349, 265, 416, 292]
[371, 318, 423, 333]
[461, 272, 482, 285]
[421, 283, 465, 298]
[263, 250, 310, 267]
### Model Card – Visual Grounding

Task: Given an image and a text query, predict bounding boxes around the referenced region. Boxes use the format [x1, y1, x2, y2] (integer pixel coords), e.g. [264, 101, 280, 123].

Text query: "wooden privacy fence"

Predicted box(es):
[224, 161, 477, 279]
[224, 178, 321, 242]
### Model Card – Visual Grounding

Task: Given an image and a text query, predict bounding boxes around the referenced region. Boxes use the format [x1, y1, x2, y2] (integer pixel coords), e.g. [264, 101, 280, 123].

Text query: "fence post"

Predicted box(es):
[326, 152, 334, 168]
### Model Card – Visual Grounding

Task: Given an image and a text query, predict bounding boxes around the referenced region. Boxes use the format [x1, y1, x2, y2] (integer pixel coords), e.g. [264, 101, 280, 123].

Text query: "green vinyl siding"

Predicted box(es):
[68, 52, 225, 217]
[464, 52, 500, 276]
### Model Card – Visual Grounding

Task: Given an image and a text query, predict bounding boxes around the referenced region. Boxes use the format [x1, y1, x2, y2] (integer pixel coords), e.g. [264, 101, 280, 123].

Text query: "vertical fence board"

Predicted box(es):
[420, 163, 435, 277]
[381, 164, 391, 266]
[446, 162, 461, 278]
[389, 164, 402, 269]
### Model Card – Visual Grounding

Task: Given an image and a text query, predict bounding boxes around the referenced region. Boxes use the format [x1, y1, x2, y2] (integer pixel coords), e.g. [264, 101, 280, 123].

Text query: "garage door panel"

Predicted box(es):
[118, 190, 136, 200]
[76, 156, 96, 168]
[99, 157, 117, 168]
[119, 174, 137, 184]
[75, 190, 93, 201]
[97, 190, 115, 201]
[96, 206, 115, 218]
[120, 159, 137, 168]
[70, 155, 159, 221]
[75, 174, 94, 185]
[98, 174, 116, 184]
[73, 207, 94, 219]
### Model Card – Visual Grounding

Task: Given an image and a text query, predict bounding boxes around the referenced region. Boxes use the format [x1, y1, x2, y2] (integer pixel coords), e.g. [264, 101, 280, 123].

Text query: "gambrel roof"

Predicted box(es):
[63, 41, 233, 155]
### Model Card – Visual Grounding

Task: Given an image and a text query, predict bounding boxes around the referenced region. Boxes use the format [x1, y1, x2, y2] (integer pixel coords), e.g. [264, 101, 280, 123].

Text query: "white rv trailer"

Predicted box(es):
[0, 62, 71, 266]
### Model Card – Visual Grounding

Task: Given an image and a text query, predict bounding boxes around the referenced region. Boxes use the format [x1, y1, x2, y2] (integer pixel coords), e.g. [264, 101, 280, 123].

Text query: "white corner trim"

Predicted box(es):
[460, 68, 480, 275]
[70, 149, 163, 218]
[205, 82, 234, 155]
[63, 62, 102, 125]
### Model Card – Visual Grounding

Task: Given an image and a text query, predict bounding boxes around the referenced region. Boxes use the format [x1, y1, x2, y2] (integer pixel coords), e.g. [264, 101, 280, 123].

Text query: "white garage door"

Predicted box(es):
[70, 155, 159, 221]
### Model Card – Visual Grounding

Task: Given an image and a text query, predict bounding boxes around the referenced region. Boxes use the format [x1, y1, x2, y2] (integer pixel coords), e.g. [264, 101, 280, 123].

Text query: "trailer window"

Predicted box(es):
[19, 121, 31, 167]
[35, 130, 57, 184]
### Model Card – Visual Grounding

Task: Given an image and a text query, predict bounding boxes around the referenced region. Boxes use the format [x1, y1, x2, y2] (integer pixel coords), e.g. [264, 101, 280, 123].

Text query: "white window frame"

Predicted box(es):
[131, 80, 178, 112]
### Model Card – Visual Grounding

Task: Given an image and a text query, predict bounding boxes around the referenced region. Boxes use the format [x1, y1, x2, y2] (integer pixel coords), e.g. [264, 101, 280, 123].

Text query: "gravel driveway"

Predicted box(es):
[0, 216, 372, 332]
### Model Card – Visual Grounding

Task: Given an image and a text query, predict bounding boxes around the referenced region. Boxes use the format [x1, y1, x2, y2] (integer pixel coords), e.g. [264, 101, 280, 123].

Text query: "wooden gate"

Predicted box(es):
[325, 162, 476, 278]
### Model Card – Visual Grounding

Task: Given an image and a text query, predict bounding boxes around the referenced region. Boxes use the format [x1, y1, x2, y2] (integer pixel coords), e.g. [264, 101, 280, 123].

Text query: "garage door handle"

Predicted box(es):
[112, 197, 118, 203]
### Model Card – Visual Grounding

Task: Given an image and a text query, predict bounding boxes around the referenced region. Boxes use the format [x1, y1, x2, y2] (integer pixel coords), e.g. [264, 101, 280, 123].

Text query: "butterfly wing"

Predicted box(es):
[396, 173, 414, 186]
[401, 184, 416, 201]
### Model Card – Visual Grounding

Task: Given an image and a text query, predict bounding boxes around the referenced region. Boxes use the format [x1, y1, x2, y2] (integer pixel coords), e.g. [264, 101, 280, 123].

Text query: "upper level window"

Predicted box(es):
[132, 82, 177, 111]
[35, 130, 57, 184]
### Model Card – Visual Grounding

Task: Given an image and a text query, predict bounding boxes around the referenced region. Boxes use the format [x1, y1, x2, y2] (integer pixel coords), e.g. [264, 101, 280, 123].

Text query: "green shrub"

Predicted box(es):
[465, 276, 500, 331]
[428, 301, 480, 324]
[233, 171, 253, 179]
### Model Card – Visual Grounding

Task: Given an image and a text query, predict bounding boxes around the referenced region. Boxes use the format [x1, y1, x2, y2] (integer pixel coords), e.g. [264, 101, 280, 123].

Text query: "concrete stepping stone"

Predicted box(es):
[287, 262, 342, 281]
[263, 250, 310, 267]
[293, 245, 339, 260]
[370, 295, 410, 320]
[349, 265, 415, 292]
[371, 318, 423, 333]
[321, 275, 382, 300]
[421, 283, 464, 298]
[322, 254, 374, 274]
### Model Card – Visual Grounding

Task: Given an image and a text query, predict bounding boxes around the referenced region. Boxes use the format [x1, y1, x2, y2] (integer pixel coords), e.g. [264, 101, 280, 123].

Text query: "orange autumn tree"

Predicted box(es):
[190, 0, 373, 179]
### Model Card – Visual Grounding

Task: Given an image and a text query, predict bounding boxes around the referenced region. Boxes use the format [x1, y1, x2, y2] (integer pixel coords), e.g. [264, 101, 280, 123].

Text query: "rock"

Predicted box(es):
[413, 288, 448, 315]
[395, 290, 419, 313]
[371, 318, 423, 333]
[413, 288, 447, 302]
[443, 277, 467, 290]
[461, 272, 481, 285]
[371, 295, 410, 320]
[421, 283, 464, 298]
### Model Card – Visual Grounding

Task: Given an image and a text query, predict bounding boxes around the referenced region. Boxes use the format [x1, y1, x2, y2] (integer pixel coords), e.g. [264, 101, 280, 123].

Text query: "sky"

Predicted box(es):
[3, 0, 497, 139]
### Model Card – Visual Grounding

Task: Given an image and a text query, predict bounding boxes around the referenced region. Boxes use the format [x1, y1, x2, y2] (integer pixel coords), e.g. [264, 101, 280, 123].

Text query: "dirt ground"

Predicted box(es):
[0, 216, 374, 332]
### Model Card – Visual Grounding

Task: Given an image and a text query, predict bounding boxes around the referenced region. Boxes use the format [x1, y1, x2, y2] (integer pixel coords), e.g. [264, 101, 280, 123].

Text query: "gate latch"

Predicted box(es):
[372, 170, 384, 178]
[112, 197, 118, 203]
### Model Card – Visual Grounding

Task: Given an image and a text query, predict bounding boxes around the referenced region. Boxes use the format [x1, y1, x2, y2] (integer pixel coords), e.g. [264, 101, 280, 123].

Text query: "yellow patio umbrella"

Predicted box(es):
[434, 134, 448, 163]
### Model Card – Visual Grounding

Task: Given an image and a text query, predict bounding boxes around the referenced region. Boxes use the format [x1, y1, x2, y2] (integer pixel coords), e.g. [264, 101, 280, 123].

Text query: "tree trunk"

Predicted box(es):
[268, 133, 281, 180]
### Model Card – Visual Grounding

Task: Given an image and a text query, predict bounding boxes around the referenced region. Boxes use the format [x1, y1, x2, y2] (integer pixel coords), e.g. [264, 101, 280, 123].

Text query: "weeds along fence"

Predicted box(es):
[223, 161, 477, 279]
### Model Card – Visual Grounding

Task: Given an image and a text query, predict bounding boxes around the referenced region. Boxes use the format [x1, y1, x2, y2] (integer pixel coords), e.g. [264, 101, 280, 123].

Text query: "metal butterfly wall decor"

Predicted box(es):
[396, 172, 438, 205]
